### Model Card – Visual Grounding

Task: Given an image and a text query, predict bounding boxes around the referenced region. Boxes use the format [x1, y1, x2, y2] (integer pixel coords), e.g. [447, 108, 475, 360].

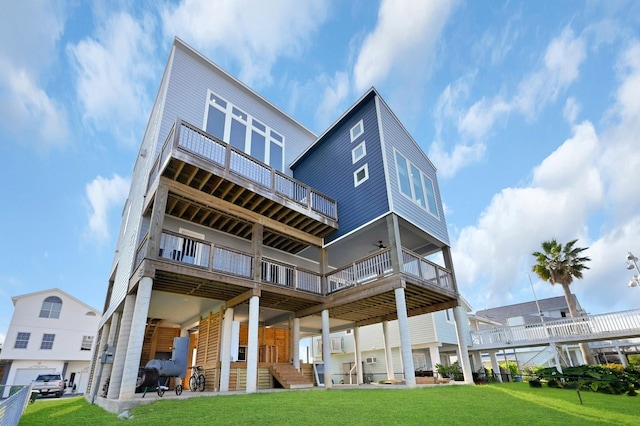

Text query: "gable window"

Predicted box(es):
[81, 335, 94, 351]
[204, 90, 285, 171]
[394, 150, 439, 218]
[352, 141, 366, 163]
[15, 332, 30, 349]
[39, 296, 62, 319]
[350, 120, 364, 142]
[354, 163, 369, 187]
[41, 333, 55, 350]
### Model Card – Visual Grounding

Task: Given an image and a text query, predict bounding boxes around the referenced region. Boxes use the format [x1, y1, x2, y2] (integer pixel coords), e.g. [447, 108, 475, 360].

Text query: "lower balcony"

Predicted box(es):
[133, 229, 459, 327]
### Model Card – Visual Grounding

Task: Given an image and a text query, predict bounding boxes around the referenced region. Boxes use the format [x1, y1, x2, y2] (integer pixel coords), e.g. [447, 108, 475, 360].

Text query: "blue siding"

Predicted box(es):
[155, 42, 316, 176]
[292, 95, 389, 242]
[378, 98, 450, 245]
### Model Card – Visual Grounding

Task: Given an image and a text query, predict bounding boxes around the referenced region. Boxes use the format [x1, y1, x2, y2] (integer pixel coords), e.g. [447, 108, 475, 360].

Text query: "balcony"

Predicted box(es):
[145, 119, 338, 253]
[470, 309, 640, 350]
[134, 230, 459, 326]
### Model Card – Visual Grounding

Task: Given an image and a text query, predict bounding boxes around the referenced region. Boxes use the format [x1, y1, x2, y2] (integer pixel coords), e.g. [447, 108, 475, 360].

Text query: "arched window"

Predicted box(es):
[39, 296, 62, 319]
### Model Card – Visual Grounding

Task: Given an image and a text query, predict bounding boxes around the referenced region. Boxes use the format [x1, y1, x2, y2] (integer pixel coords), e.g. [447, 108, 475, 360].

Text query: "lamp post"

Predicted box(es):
[626, 252, 640, 290]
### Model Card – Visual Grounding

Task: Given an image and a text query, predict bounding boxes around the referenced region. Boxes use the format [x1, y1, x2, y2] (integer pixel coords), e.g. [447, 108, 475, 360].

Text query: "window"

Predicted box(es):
[41, 333, 55, 350]
[14, 332, 30, 349]
[354, 164, 369, 187]
[203, 90, 285, 171]
[81, 335, 94, 351]
[350, 119, 364, 142]
[39, 296, 62, 319]
[352, 141, 366, 163]
[394, 150, 439, 218]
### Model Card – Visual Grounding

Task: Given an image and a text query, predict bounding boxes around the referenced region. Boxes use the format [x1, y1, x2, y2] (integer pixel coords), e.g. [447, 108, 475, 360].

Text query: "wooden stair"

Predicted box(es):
[269, 363, 314, 389]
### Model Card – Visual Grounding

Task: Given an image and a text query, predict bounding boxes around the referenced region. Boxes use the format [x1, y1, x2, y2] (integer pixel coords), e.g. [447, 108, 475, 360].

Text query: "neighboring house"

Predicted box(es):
[0, 289, 100, 397]
[87, 37, 472, 413]
[316, 300, 474, 384]
[473, 296, 587, 369]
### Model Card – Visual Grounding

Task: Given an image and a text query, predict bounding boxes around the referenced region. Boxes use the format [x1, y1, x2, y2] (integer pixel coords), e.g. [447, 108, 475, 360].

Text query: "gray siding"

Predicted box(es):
[156, 42, 316, 176]
[378, 99, 449, 245]
[293, 95, 389, 242]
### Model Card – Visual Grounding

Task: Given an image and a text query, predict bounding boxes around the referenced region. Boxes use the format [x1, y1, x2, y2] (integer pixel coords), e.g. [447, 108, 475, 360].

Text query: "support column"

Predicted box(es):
[321, 309, 332, 388]
[382, 320, 394, 380]
[252, 224, 263, 282]
[615, 342, 628, 368]
[553, 344, 563, 374]
[354, 327, 363, 384]
[428, 345, 441, 370]
[219, 307, 234, 392]
[386, 214, 402, 273]
[489, 351, 502, 382]
[119, 277, 153, 401]
[293, 317, 301, 371]
[88, 322, 110, 403]
[107, 294, 136, 399]
[453, 305, 474, 384]
[246, 295, 260, 393]
[470, 351, 482, 372]
[394, 286, 415, 387]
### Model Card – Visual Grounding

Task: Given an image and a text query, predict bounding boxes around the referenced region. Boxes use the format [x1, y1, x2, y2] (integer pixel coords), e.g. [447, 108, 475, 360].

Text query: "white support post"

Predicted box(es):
[453, 305, 474, 384]
[321, 309, 332, 388]
[382, 320, 394, 380]
[394, 287, 416, 387]
[119, 277, 153, 401]
[428, 345, 441, 371]
[293, 317, 300, 371]
[615, 342, 628, 368]
[489, 351, 502, 382]
[354, 327, 363, 384]
[553, 344, 563, 374]
[246, 295, 259, 393]
[219, 307, 234, 392]
[107, 294, 136, 399]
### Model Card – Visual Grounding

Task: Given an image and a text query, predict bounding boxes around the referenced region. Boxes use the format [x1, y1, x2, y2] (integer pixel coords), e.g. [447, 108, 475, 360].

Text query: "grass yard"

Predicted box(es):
[20, 383, 639, 425]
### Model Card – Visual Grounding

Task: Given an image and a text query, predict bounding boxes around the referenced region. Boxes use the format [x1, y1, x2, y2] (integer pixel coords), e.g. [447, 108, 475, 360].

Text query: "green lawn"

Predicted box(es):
[19, 383, 639, 425]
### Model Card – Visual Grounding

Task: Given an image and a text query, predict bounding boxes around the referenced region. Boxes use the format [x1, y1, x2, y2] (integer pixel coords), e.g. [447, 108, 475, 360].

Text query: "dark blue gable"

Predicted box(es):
[292, 93, 389, 243]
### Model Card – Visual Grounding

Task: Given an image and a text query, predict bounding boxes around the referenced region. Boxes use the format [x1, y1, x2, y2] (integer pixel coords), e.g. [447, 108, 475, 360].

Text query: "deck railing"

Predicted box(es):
[136, 230, 454, 298]
[327, 249, 393, 293]
[470, 308, 640, 348]
[401, 248, 452, 290]
[147, 120, 337, 221]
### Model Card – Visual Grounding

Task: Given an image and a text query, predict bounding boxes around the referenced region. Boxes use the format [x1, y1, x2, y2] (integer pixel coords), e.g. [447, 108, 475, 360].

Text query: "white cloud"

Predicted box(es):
[0, 0, 69, 149]
[563, 97, 581, 124]
[453, 42, 640, 313]
[85, 174, 130, 244]
[68, 12, 157, 145]
[428, 140, 485, 179]
[161, 0, 329, 86]
[315, 72, 350, 128]
[353, 0, 456, 93]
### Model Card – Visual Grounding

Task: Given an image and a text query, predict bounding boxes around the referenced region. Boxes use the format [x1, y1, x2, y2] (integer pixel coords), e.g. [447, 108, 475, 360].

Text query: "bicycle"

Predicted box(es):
[189, 365, 206, 392]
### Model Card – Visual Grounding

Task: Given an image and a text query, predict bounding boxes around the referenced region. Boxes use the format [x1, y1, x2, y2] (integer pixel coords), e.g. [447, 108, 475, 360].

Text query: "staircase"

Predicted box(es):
[269, 364, 314, 389]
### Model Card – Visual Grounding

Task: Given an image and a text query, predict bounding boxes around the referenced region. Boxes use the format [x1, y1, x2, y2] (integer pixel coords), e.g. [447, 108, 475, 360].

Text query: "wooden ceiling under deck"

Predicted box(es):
[148, 259, 458, 329]
[159, 156, 336, 254]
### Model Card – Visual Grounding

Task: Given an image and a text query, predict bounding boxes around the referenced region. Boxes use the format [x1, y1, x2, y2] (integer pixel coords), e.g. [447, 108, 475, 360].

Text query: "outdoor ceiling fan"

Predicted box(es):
[369, 241, 387, 252]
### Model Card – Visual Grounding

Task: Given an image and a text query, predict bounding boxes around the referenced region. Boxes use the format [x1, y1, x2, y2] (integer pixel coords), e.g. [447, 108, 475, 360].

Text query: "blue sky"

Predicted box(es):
[1, 0, 640, 344]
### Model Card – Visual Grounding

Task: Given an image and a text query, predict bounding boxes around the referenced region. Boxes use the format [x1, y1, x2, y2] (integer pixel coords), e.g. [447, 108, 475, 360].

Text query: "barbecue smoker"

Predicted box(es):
[137, 336, 188, 397]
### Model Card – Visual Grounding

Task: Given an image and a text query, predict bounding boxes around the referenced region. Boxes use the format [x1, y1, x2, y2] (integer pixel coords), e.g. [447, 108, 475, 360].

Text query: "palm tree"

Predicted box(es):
[532, 239, 592, 364]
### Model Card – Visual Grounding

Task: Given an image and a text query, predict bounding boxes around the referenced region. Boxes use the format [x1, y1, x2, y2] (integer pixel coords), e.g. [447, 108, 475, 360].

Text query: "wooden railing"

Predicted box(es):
[147, 119, 338, 221]
[401, 248, 452, 290]
[135, 230, 455, 299]
[470, 309, 640, 349]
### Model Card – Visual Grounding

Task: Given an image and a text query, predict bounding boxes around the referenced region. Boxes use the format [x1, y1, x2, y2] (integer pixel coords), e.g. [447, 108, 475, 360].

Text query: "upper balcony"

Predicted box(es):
[145, 119, 338, 253]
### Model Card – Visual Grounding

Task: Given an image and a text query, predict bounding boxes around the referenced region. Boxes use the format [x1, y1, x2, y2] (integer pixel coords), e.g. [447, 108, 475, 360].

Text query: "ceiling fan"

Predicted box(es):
[369, 241, 387, 252]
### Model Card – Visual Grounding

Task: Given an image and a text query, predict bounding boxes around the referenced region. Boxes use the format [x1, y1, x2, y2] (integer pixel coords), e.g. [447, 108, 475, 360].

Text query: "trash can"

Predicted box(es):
[30, 391, 39, 403]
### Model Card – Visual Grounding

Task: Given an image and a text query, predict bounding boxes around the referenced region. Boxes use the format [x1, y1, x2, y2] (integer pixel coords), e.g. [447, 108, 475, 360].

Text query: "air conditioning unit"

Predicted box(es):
[365, 357, 377, 364]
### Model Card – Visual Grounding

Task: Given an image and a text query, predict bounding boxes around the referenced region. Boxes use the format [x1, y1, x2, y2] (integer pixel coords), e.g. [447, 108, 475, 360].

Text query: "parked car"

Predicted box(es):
[32, 373, 65, 397]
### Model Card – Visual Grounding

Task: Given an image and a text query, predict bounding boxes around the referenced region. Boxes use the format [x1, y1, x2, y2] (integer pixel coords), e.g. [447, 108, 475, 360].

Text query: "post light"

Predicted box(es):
[626, 252, 640, 290]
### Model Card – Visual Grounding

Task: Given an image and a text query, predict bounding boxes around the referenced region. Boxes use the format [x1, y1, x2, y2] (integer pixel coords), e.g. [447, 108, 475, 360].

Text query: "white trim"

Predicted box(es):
[350, 119, 364, 142]
[354, 163, 369, 187]
[351, 141, 366, 164]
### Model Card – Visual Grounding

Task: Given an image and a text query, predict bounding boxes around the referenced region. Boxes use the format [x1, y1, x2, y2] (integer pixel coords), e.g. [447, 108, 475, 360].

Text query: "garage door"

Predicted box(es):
[14, 368, 55, 385]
